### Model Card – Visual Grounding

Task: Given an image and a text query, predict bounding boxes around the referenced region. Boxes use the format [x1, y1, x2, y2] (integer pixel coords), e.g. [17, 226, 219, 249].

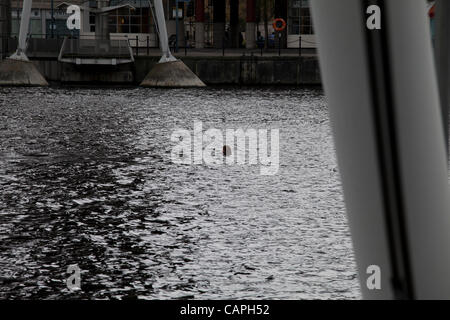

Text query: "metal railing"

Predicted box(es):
[1, 33, 316, 60]
[59, 38, 133, 59]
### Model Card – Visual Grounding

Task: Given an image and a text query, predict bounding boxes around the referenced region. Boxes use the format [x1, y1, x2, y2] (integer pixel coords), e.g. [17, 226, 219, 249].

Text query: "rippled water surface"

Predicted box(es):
[0, 87, 360, 299]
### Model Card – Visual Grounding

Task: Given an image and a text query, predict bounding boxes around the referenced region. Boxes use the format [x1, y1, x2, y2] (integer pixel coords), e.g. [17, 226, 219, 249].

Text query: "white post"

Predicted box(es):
[153, 0, 176, 63]
[311, 0, 450, 299]
[9, 0, 32, 61]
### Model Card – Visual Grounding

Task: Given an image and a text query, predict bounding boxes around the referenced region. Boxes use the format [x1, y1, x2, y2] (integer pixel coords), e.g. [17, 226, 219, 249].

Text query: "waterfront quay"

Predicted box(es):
[31, 51, 321, 86]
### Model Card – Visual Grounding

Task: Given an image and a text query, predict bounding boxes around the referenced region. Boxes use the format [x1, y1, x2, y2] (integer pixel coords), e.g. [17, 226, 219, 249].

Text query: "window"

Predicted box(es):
[288, 0, 313, 35]
[108, 5, 151, 34]
[87, 2, 153, 35]
[89, 12, 96, 32]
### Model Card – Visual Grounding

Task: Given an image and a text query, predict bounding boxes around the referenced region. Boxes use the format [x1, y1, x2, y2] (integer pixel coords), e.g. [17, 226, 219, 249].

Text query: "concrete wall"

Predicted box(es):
[134, 56, 321, 85]
[31, 56, 321, 85]
[33, 59, 60, 81]
[32, 59, 134, 83]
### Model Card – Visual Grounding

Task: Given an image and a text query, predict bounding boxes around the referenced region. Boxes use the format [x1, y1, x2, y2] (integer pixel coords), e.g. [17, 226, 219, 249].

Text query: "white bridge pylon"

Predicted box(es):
[0, 0, 47, 85]
[9, 0, 32, 61]
[9, 0, 175, 64]
[149, 0, 177, 63]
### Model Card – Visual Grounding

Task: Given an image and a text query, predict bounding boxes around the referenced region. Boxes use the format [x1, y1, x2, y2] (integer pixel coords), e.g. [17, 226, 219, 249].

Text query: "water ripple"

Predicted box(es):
[0, 86, 360, 299]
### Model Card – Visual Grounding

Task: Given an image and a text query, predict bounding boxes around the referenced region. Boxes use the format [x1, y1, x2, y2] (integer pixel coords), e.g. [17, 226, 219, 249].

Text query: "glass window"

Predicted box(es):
[118, 23, 129, 33]
[89, 13, 96, 24]
[130, 16, 140, 25]
[141, 24, 149, 34]
[89, 12, 96, 33]
[89, 3, 154, 34]
[109, 24, 117, 33]
[288, 0, 313, 35]
[130, 25, 140, 33]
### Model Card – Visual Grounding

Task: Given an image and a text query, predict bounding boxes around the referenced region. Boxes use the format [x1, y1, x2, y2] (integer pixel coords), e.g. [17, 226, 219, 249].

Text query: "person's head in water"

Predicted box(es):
[223, 145, 232, 157]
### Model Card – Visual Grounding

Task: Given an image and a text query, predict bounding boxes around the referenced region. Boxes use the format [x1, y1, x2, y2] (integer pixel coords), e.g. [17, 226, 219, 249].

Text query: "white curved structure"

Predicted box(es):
[311, 0, 450, 299]
[9, 0, 31, 61]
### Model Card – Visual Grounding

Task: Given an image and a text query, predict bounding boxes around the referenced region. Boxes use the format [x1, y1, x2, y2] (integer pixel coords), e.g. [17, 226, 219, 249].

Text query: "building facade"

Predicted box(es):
[11, 0, 85, 37]
[9, 0, 316, 49]
[10, 1, 158, 46]
[287, 0, 315, 48]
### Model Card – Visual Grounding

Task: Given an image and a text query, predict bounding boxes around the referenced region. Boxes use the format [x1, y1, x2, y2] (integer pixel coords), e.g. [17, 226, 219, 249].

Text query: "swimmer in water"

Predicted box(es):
[222, 145, 232, 156]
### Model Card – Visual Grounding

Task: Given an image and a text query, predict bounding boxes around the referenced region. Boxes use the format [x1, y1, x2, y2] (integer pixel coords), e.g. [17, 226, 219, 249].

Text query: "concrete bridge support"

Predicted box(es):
[0, 0, 47, 86]
[141, 0, 205, 87]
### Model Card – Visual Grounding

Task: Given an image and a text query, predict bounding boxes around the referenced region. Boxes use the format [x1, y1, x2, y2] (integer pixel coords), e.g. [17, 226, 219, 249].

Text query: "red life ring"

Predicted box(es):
[273, 18, 287, 32]
[429, 5, 435, 18]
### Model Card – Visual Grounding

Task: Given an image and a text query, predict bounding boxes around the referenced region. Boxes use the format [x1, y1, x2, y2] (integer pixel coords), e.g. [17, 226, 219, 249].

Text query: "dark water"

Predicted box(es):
[0, 87, 360, 299]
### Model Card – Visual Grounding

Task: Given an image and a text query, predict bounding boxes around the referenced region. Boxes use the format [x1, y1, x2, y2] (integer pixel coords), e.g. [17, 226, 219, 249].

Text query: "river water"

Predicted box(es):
[0, 87, 360, 299]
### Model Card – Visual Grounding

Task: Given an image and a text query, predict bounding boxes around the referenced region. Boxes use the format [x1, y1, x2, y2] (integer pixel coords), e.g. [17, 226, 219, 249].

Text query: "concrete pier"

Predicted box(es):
[26, 55, 321, 86]
[135, 56, 321, 86]
[0, 0, 47, 86]
[0, 58, 48, 86]
[140, 60, 206, 87]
